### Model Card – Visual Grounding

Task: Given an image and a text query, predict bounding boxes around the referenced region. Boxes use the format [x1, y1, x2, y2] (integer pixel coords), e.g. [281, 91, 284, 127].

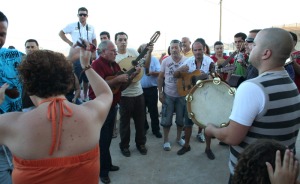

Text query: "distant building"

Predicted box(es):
[274, 23, 300, 50]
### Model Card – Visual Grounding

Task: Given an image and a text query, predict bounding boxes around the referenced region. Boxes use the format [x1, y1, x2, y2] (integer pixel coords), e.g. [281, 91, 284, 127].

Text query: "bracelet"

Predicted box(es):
[82, 65, 92, 72]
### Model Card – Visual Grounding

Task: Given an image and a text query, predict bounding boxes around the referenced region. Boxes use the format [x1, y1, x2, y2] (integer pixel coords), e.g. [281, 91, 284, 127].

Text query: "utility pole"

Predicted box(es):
[219, 0, 223, 41]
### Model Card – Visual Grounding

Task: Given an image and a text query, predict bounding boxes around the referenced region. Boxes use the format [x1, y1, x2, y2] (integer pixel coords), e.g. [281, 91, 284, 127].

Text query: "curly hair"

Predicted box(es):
[18, 50, 74, 98]
[232, 139, 286, 184]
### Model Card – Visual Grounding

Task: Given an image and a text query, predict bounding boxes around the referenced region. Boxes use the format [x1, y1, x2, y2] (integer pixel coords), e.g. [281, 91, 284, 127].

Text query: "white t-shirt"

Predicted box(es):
[116, 48, 143, 97]
[229, 81, 265, 126]
[62, 22, 96, 43]
[182, 55, 213, 73]
[161, 56, 188, 97]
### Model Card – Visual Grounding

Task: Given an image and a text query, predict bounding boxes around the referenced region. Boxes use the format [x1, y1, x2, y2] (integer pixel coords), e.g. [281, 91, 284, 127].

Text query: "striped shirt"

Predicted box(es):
[229, 70, 300, 174]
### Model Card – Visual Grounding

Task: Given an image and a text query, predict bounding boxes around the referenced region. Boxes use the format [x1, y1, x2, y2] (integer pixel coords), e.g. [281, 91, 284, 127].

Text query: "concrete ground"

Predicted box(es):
[101, 104, 300, 184]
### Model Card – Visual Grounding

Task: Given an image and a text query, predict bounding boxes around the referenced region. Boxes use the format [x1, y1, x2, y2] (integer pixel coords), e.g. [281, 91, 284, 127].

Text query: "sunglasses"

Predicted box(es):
[246, 37, 254, 43]
[78, 14, 87, 17]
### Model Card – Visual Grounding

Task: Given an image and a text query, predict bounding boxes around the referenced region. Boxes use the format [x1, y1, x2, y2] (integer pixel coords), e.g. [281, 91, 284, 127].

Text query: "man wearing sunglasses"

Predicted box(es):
[244, 29, 261, 80]
[245, 29, 295, 81]
[58, 7, 97, 102]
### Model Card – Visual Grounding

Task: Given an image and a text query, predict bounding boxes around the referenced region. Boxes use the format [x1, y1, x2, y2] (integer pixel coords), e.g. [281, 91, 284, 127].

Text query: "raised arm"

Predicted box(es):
[143, 44, 154, 70]
[0, 83, 9, 105]
[157, 71, 165, 103]
[73, 74, 81, 103]
[78, 41, 113, 122]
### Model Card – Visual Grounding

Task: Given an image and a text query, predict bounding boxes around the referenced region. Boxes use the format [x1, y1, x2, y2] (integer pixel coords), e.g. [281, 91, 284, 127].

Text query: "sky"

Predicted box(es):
[2, 0, 300, 54]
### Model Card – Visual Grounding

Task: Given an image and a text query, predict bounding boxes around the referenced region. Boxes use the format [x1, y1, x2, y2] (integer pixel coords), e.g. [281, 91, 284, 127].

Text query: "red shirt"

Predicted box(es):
[211, 55, 234, 80]
[88, 56, 121, 107]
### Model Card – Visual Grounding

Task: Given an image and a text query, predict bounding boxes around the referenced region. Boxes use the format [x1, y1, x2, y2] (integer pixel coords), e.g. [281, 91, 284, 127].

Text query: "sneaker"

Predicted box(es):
[177, 138, 185, 147]
[205, 149, 215, 160]
[136, 145, 147, 155]
[120, 148, 131, 157]
[197, 133, 205, 143]
[177, 146, 191, 155]
[163, 142, 171, 151]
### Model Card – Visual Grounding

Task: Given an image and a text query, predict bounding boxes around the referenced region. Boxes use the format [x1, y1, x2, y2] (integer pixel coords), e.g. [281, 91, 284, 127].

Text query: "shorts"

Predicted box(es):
[184, 106, 194, 127]
[160, 93, 185, 128]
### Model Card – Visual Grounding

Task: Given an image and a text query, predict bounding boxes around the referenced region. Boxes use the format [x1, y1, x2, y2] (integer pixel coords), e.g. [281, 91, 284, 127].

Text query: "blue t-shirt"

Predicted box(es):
[141, 56, 160, 88]
[0, 48, 23, 113]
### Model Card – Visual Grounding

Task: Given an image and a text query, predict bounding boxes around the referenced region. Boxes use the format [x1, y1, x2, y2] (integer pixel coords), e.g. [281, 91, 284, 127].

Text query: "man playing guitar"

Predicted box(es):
[232, 32, 248, 77]
[211, 41, 234, 81]
[88, 40, 128, 183]
[173, 38, 215, 156]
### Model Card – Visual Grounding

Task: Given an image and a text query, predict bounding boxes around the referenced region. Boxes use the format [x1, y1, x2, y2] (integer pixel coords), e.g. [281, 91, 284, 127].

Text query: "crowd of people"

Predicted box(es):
[0, 6, 300, 184]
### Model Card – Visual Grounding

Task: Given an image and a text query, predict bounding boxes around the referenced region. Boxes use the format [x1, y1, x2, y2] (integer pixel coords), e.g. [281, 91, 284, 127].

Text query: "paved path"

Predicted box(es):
[102, 105, 300, 184]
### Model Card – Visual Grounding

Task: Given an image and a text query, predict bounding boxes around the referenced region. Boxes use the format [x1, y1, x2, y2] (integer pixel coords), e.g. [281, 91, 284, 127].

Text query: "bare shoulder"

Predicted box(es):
[73, 101, 109, 124]
[0, 111, 23, 127]
[0, 111, 24, 145]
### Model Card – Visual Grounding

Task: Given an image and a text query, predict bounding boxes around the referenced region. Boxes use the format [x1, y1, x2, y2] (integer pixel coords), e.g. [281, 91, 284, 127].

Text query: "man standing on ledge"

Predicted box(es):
[58, 7, 97, 102]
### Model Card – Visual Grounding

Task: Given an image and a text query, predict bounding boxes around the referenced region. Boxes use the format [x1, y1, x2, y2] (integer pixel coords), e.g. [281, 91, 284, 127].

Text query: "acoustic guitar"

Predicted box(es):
[176, 70, 204, 96]
[106, 31, 161, 94]
[216, 51, 237, 68]
[106, 58, 146, 94]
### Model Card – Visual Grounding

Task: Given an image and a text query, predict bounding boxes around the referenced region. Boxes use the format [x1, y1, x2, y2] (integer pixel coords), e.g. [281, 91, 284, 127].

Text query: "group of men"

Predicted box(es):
[1, 6, 300, 184]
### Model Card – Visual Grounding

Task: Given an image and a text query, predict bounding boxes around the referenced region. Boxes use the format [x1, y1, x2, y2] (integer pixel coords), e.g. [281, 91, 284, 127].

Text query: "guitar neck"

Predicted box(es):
[220, 51, 237, 68]
[125, 59, 146, 76]
[126, 67, 136, 76]
[131, 45, 149, 66]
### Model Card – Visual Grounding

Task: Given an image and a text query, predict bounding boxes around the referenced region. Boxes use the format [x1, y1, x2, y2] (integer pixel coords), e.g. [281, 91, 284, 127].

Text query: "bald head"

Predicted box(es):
[181, 37, 191, 51]
[261, 28, 292, 61]
[249, 28, 293, 72]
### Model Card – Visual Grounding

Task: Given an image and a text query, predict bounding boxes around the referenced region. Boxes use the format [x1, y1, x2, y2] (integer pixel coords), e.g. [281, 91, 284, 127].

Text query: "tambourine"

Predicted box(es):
[186, 78, 235, 128]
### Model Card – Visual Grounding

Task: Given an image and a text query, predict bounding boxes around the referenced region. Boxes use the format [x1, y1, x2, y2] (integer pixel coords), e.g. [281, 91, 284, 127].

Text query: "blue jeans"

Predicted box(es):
[100, 105, 118, 177]
[160, 93, 185, 128]
[184, 106, 194, 127]
[0, 146, 13, 184]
